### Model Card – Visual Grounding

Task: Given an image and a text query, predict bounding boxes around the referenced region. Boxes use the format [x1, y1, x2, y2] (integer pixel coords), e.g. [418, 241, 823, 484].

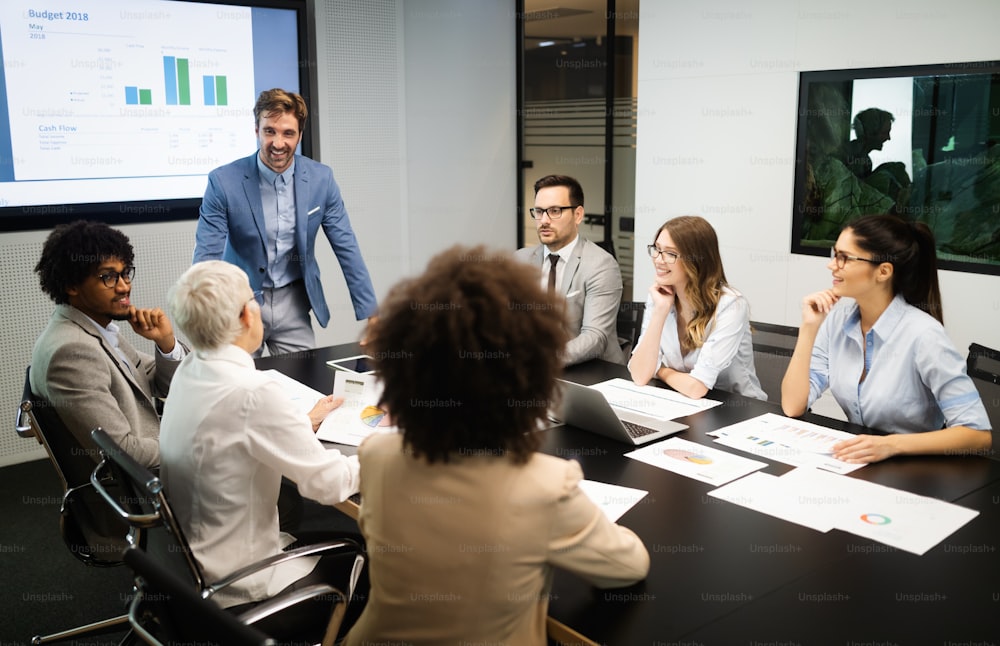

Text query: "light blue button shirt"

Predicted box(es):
[257, 156, 302, 288]
[808, 294, 989, 433]
[81, 314, 184, 373]
[635, 286, 767, 400]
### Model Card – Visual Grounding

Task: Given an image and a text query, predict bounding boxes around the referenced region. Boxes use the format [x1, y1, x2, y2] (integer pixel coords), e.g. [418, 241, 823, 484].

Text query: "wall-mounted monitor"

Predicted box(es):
[0, 0, 311, 232]
[792, 61, 1000, 275]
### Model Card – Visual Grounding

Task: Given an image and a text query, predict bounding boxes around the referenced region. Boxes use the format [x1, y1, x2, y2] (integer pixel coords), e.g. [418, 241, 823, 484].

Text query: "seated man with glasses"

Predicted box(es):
[31, 220, 186, 468]
[514, 174, 624, 365]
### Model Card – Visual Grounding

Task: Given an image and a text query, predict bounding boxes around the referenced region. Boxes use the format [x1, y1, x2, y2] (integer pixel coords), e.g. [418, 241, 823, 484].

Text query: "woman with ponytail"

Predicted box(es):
[629, 216, 765, 400]
[782, 214, 991, 463]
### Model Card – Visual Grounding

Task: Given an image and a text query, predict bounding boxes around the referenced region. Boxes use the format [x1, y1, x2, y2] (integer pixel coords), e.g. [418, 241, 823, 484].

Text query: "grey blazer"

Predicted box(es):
[514, 238, 624, 365]
[30, 305, 184, 468]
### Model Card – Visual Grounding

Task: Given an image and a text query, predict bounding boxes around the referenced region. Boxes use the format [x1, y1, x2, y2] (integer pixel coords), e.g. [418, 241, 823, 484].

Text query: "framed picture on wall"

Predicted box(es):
[791, 61, 1000, 276]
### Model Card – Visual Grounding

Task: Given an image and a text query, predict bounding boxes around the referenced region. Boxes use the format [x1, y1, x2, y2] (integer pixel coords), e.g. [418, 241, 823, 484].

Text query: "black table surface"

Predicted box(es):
[260, 344, 1000, 645]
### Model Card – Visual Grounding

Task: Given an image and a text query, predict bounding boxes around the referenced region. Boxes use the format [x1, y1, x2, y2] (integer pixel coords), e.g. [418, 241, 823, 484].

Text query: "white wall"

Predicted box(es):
[634, 0, 1000, 356]
[0, 0, 516, 465]
[402, 1, 517, 270]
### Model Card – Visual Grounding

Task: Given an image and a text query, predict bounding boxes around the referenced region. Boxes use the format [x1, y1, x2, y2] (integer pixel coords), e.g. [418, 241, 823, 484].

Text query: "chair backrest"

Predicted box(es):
[967, 343, 1000, 460]
[617, 300, 645, 358]
[123, 546, 277, 646]
[17, 367, 96, 490]
[90, 427, 206, 589]
[594, 238, 617, 260]
[750, 321, 799, 403]
[17, 367, 133, 567]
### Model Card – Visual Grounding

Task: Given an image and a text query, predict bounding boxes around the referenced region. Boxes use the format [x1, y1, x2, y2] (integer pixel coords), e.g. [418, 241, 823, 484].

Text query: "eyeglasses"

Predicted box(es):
[647, 245, 680, 264]
[250, 290, 264, 306]
[97, 267, 135, 288]
[830, 249, 881, 270]
[529, 205, 576, 220]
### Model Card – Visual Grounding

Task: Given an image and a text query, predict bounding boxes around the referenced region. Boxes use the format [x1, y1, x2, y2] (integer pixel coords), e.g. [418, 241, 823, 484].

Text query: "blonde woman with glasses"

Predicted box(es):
[629, 215, 765, 401]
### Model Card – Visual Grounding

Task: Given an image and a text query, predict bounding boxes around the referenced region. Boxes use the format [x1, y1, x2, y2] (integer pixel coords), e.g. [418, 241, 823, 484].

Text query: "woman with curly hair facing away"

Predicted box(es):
[343, 245, 649, 646]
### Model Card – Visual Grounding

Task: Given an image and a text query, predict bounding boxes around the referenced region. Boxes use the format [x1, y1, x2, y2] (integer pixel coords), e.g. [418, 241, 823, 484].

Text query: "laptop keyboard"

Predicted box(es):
[622, 420, 658, 439]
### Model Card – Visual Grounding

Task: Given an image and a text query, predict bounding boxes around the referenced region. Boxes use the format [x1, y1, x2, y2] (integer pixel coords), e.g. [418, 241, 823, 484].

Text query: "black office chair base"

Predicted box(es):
[31, 613, 132, 645]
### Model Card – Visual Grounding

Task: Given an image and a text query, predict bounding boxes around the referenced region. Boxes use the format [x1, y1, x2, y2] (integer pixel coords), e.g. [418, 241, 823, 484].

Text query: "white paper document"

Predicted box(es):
[707, 413, 864, 474]
[577, 480, 648, 522]
[316, 371, 396, 446]
[625, 437, 767, 486]
[707, 471, 835, 532]
[261, 369, 326, 415]
[588, 378, 723, 421]
[714, 467, 980, 555]
[779, 467, 980, 556]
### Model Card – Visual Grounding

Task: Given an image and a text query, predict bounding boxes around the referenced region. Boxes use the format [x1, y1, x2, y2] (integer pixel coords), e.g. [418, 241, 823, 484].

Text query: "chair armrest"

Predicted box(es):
[128, 590, 161, 646]
[90, 460, 162, 528]
[234, 582, 344, 625]
[16, 400, 40, 441]
[237, 583, 348, 646]
[205, 539, 362, 598]
[129, 580, 283, 646]
[17, 366, 39, 440]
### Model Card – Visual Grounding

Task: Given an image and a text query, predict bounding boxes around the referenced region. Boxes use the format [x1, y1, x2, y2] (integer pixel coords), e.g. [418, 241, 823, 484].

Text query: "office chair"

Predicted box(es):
[15, 367, 136, 644]
[89, 427, 362, 645]
[617, 300, 645, 358]
[594, 238, 617, 260]
[124, 546, 349, 646]
[749, 321, 799, 403]
[18, 367, 101, 491]
[967, 343, 1000, 461]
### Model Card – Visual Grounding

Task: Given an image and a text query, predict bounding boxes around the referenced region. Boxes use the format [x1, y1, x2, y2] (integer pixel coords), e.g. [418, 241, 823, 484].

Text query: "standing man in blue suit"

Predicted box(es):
[195, 88, 377, 355]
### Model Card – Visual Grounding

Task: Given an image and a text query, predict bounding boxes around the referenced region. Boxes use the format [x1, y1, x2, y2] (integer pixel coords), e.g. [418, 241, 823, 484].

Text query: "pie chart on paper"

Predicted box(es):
[663, 448, 713, 465]
[360, 405, 391, 428]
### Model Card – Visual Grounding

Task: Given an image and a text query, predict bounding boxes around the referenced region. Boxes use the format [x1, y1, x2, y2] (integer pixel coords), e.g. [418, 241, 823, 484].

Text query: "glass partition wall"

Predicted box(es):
[517, 0, 639, 298]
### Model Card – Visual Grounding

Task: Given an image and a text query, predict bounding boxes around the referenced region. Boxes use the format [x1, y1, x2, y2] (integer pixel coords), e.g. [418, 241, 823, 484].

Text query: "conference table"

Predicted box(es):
[259, 343, 1000, 645]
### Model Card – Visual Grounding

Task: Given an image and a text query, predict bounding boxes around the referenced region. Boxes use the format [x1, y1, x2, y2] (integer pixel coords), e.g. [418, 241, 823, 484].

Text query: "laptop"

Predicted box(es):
[553, 379, 688, 445]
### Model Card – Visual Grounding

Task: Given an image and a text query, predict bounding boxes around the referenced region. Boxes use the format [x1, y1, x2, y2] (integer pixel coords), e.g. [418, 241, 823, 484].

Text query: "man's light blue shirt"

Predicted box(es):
[257, 155, 302, 288]
[79, 311, 184, 377]
[808, 294, 989, 434]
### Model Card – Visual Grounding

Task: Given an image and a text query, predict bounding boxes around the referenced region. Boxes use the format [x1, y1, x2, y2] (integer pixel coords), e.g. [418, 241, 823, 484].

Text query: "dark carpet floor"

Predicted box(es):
[0, 458, 133, 645]
[0, 457, 363, 645]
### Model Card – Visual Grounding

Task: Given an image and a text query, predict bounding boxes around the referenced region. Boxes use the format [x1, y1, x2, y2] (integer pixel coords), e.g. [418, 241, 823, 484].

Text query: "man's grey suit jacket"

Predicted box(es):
[30, 304, 184, 467]
[514, 238, 624, 365]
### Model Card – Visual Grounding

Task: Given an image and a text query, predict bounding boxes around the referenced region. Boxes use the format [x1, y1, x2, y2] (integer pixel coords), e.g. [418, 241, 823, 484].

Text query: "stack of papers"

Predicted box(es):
[589, 378, 722, 420]
[317, 371, 397, 446]
[261, 369, 327, 415]
[708, 467, 979, 555]
[263, 368, 396, 446]
[708, 413, 864, 474]
[617, 410, 978, 555]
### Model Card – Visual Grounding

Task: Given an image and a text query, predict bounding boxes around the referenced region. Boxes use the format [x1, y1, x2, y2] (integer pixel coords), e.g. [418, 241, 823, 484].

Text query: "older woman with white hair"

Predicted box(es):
[159, 260, 361, 636]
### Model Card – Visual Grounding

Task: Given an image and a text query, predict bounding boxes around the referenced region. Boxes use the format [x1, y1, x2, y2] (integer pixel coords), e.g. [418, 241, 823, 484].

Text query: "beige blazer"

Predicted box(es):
[514, 238, 624, 365]
[344, 433, 649, 646]
[30, 304, 183, 467]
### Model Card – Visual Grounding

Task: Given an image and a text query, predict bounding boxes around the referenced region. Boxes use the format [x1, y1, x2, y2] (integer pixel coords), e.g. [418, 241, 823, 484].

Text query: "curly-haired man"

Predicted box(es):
[31, 220, 186, 467]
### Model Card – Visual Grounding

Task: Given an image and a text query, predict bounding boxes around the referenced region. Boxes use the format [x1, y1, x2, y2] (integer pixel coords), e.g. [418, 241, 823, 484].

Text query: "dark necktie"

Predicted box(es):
[547, 254, 560, 293]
